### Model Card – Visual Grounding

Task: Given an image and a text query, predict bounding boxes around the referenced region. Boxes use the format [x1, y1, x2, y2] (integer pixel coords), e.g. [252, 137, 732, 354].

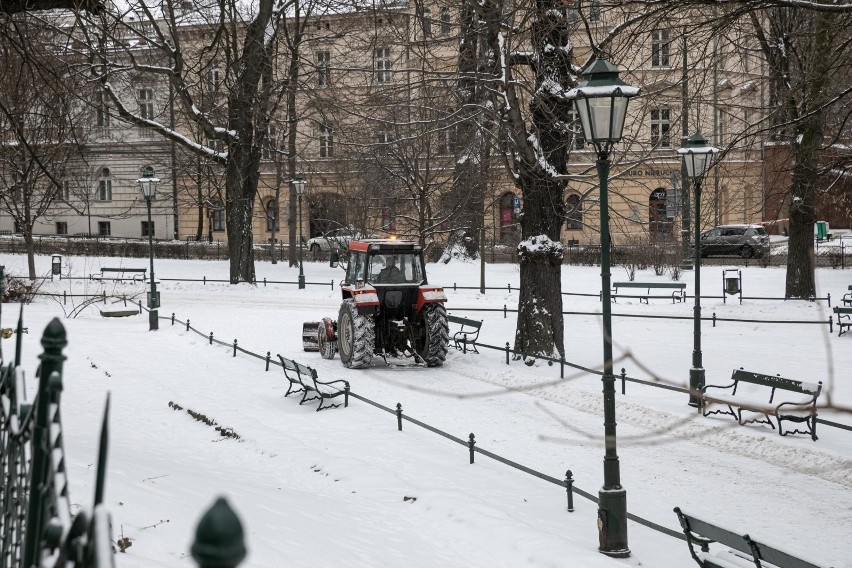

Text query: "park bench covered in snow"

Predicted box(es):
[700, 368, 821, 441]
[611, 281, 686, 303]
[277, 355, 349, 411]
[673, 507, 825, 568]
[447, 314, 483, 354]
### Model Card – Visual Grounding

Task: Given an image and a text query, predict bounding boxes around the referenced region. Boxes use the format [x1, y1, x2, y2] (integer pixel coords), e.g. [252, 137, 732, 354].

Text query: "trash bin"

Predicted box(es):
[816, 221, 828, 240]
[51, 254, 62, 279]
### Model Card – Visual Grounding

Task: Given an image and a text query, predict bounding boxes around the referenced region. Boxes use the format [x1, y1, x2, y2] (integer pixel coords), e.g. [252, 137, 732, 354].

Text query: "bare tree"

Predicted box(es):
[0, 17, 83, 279]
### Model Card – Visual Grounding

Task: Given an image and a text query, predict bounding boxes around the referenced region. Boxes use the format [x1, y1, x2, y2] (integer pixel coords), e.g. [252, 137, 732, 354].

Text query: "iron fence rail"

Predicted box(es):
[156, 307, 692, 546]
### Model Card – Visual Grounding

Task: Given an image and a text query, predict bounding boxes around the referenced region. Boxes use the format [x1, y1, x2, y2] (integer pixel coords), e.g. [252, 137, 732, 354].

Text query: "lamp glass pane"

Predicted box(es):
[574, 98, 593, 141]
[587, 97, 614, 142]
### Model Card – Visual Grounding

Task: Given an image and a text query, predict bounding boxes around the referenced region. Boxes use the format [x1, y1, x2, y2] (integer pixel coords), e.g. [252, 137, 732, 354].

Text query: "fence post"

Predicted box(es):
[503, 304, 507, 318]
[209, 332, 214, 345]
[468, 433, 476, 464]
[265, 352, 271, 371]
[171, 313, 175, 325]
[331, 279, 334, 290]
[462, 333, 468, 354]
[203, 276, 206, 285]
[620, 368, 627, 395]
[102, 291, 106, 304]
[560, 356, 565, 379]
[190, 497, 246, 568]
[505, 342, 510, 365]
[712, 313, 717, 328]
[23, 318, 67, 568]
[396, 403, 403, 431]
[565, 470, 575, 512]
[508, 283, 512, 293]
[63, 290, 67, 305]
[829, 316, 833, 334]
[233, 339, 238, 357]
[827, 292, 831, 308]
[263, 278, 266, 287]
[186, 319, 190, 331]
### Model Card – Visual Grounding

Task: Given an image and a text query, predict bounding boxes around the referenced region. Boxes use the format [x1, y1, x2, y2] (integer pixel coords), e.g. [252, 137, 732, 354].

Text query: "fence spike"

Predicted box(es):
[566, 470, 575, 512]
[396, 403, 403, 431]
[233, 339, 238, 357]
[468, 433, 476, 464]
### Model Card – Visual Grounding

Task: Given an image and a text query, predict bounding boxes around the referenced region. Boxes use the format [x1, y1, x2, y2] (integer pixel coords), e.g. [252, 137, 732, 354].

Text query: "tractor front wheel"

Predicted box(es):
[412, 303, 449, 367]
[337, 299, 375, 369]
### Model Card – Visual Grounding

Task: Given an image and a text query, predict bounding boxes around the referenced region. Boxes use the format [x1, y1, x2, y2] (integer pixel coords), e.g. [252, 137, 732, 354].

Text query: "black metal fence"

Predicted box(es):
[152, 305, 688, 546]
[0, 266, 247, 568]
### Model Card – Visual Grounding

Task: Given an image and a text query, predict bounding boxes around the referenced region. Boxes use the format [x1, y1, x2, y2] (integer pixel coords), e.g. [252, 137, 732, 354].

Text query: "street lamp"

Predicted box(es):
[138, 166, 160, 331]
[293, 174, 306, 289]
[566, 58, 639, 558]
[677, 133, 719, 407]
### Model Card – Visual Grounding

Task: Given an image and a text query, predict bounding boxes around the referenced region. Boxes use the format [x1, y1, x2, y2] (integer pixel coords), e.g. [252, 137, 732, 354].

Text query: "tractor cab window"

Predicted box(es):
[369, 253, 424, 284]
[346, 252, 367, 284]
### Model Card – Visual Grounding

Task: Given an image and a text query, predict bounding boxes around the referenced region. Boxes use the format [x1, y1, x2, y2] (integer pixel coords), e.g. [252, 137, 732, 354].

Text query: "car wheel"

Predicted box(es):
[740, 245, 754, 259]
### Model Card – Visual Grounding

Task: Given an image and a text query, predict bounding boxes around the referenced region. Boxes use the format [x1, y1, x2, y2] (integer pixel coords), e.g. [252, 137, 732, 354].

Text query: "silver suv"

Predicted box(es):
[699, 224, 770, 258]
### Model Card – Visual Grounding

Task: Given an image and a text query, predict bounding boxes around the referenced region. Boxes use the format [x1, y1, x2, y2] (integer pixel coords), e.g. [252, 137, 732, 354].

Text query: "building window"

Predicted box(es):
[421, 7, 432, 37]
[265, 199, 279, 231]
[317, 51, 330, 88]
[651, 29, 671, 68]
[98, 221, 111, 237]
[375, 48, 392, 84]
[262, 124, 276, 160]
[56, 222, 68, 235]
[649, 188, 673, 239]
[568, 109, 586, 150]
[499, 192, 519, 241]
[566, 194, 583, 230]
[59, 180, 71, 201]
[206, 63, 219, 92]
[141, 220, 154, 237]
[96, 91, 110, 127]
[650, 108, 671, 148]
[138, 88, 154, 119]
[212, 202, 225, 231]
[440, 7, 451, 35]
[98, 167, 112, 201]
[589, 0, 601, 21]
[381, 206, 396, 231]
[319, 124, 333, 158]
[438, 128, 453, 155]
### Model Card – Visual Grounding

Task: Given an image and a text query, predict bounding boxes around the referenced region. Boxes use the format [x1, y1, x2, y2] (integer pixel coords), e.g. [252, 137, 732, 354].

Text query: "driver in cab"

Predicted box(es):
[377, 255, 404, 283]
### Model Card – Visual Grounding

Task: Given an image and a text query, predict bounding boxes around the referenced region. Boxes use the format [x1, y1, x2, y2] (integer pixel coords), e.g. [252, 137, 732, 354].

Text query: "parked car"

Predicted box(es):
[698, 224, 770, 258]
[306, 228, 361, 253]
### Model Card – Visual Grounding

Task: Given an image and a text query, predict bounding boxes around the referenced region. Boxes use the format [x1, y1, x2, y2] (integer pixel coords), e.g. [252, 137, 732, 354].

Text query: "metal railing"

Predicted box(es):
[0, 265, 247, 567]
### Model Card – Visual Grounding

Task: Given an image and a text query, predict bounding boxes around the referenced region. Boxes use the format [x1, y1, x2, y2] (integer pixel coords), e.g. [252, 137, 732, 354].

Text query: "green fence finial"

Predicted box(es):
[191, 497, 246, 568]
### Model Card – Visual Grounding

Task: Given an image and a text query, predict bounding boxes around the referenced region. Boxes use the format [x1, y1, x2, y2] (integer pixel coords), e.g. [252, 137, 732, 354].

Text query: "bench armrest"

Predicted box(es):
[701, 380, 736, 394]
[314, 376, 349, 389]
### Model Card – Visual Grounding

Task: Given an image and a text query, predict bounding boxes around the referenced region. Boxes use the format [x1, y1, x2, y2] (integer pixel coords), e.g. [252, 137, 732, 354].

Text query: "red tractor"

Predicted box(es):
[303, 239, 449, 368]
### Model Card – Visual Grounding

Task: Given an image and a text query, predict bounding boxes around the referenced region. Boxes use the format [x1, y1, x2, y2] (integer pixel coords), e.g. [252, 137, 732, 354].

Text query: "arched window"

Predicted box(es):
[499, 192, 518, 241]
[649, 188, 672, 239]
[98, 167, 112, 201]
[566, 194, 583, 230]
[265, 198, 279, 232]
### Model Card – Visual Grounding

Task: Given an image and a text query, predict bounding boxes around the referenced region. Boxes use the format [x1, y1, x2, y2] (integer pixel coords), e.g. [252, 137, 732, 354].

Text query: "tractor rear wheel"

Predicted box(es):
[337, 299, 375, 369]
[412, 303, 449, 367]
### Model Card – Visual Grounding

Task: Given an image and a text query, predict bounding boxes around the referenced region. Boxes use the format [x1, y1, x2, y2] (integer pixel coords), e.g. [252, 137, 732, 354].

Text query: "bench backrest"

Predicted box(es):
[731, 368, 819, 395]
[278, 355, 300, 377]
[294, 361, 318, 381]
[447, 315, 482, 328]
[674, 508, 823, 568]
[833, 306, 852, 314]
[615, 282, 685, 288]
[674, 508, 754, 558]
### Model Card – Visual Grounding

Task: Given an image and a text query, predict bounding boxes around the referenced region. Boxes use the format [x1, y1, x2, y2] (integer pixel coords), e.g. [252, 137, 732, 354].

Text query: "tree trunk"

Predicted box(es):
[514, 175, 566, 361]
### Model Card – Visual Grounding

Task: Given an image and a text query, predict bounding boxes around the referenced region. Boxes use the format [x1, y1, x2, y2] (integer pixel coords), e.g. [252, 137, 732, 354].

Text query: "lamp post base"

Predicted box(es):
[298, 273, 305, 289]
[149, 309, 159, 331]
[597, 487, 630, 557]
[689, 366, 705, 407]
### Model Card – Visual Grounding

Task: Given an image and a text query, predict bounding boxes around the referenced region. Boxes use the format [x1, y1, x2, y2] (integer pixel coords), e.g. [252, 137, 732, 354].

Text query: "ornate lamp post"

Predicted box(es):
[138, 166, 160, 331]
[566, 58, 639, 558]
[293, 174, 306, 289]
[677, 133, 719, 406]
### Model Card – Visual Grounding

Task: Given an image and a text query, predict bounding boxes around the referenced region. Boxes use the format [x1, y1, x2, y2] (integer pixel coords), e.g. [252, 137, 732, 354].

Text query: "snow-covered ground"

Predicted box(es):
[2, 253, 851, 567]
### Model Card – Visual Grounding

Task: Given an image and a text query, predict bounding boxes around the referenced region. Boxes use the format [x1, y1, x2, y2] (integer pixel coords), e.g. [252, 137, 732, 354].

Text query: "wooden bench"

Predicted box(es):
[842, 285, 852, 307]
[674, 507, 824, 568]
[833, 306, 852, 336]
[701, 368, 822, 441]
[277, 355, 349, 411]
[99, 267, 147, 281]
[446, 315, 482, 354]
[612, 281, 686, 303]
